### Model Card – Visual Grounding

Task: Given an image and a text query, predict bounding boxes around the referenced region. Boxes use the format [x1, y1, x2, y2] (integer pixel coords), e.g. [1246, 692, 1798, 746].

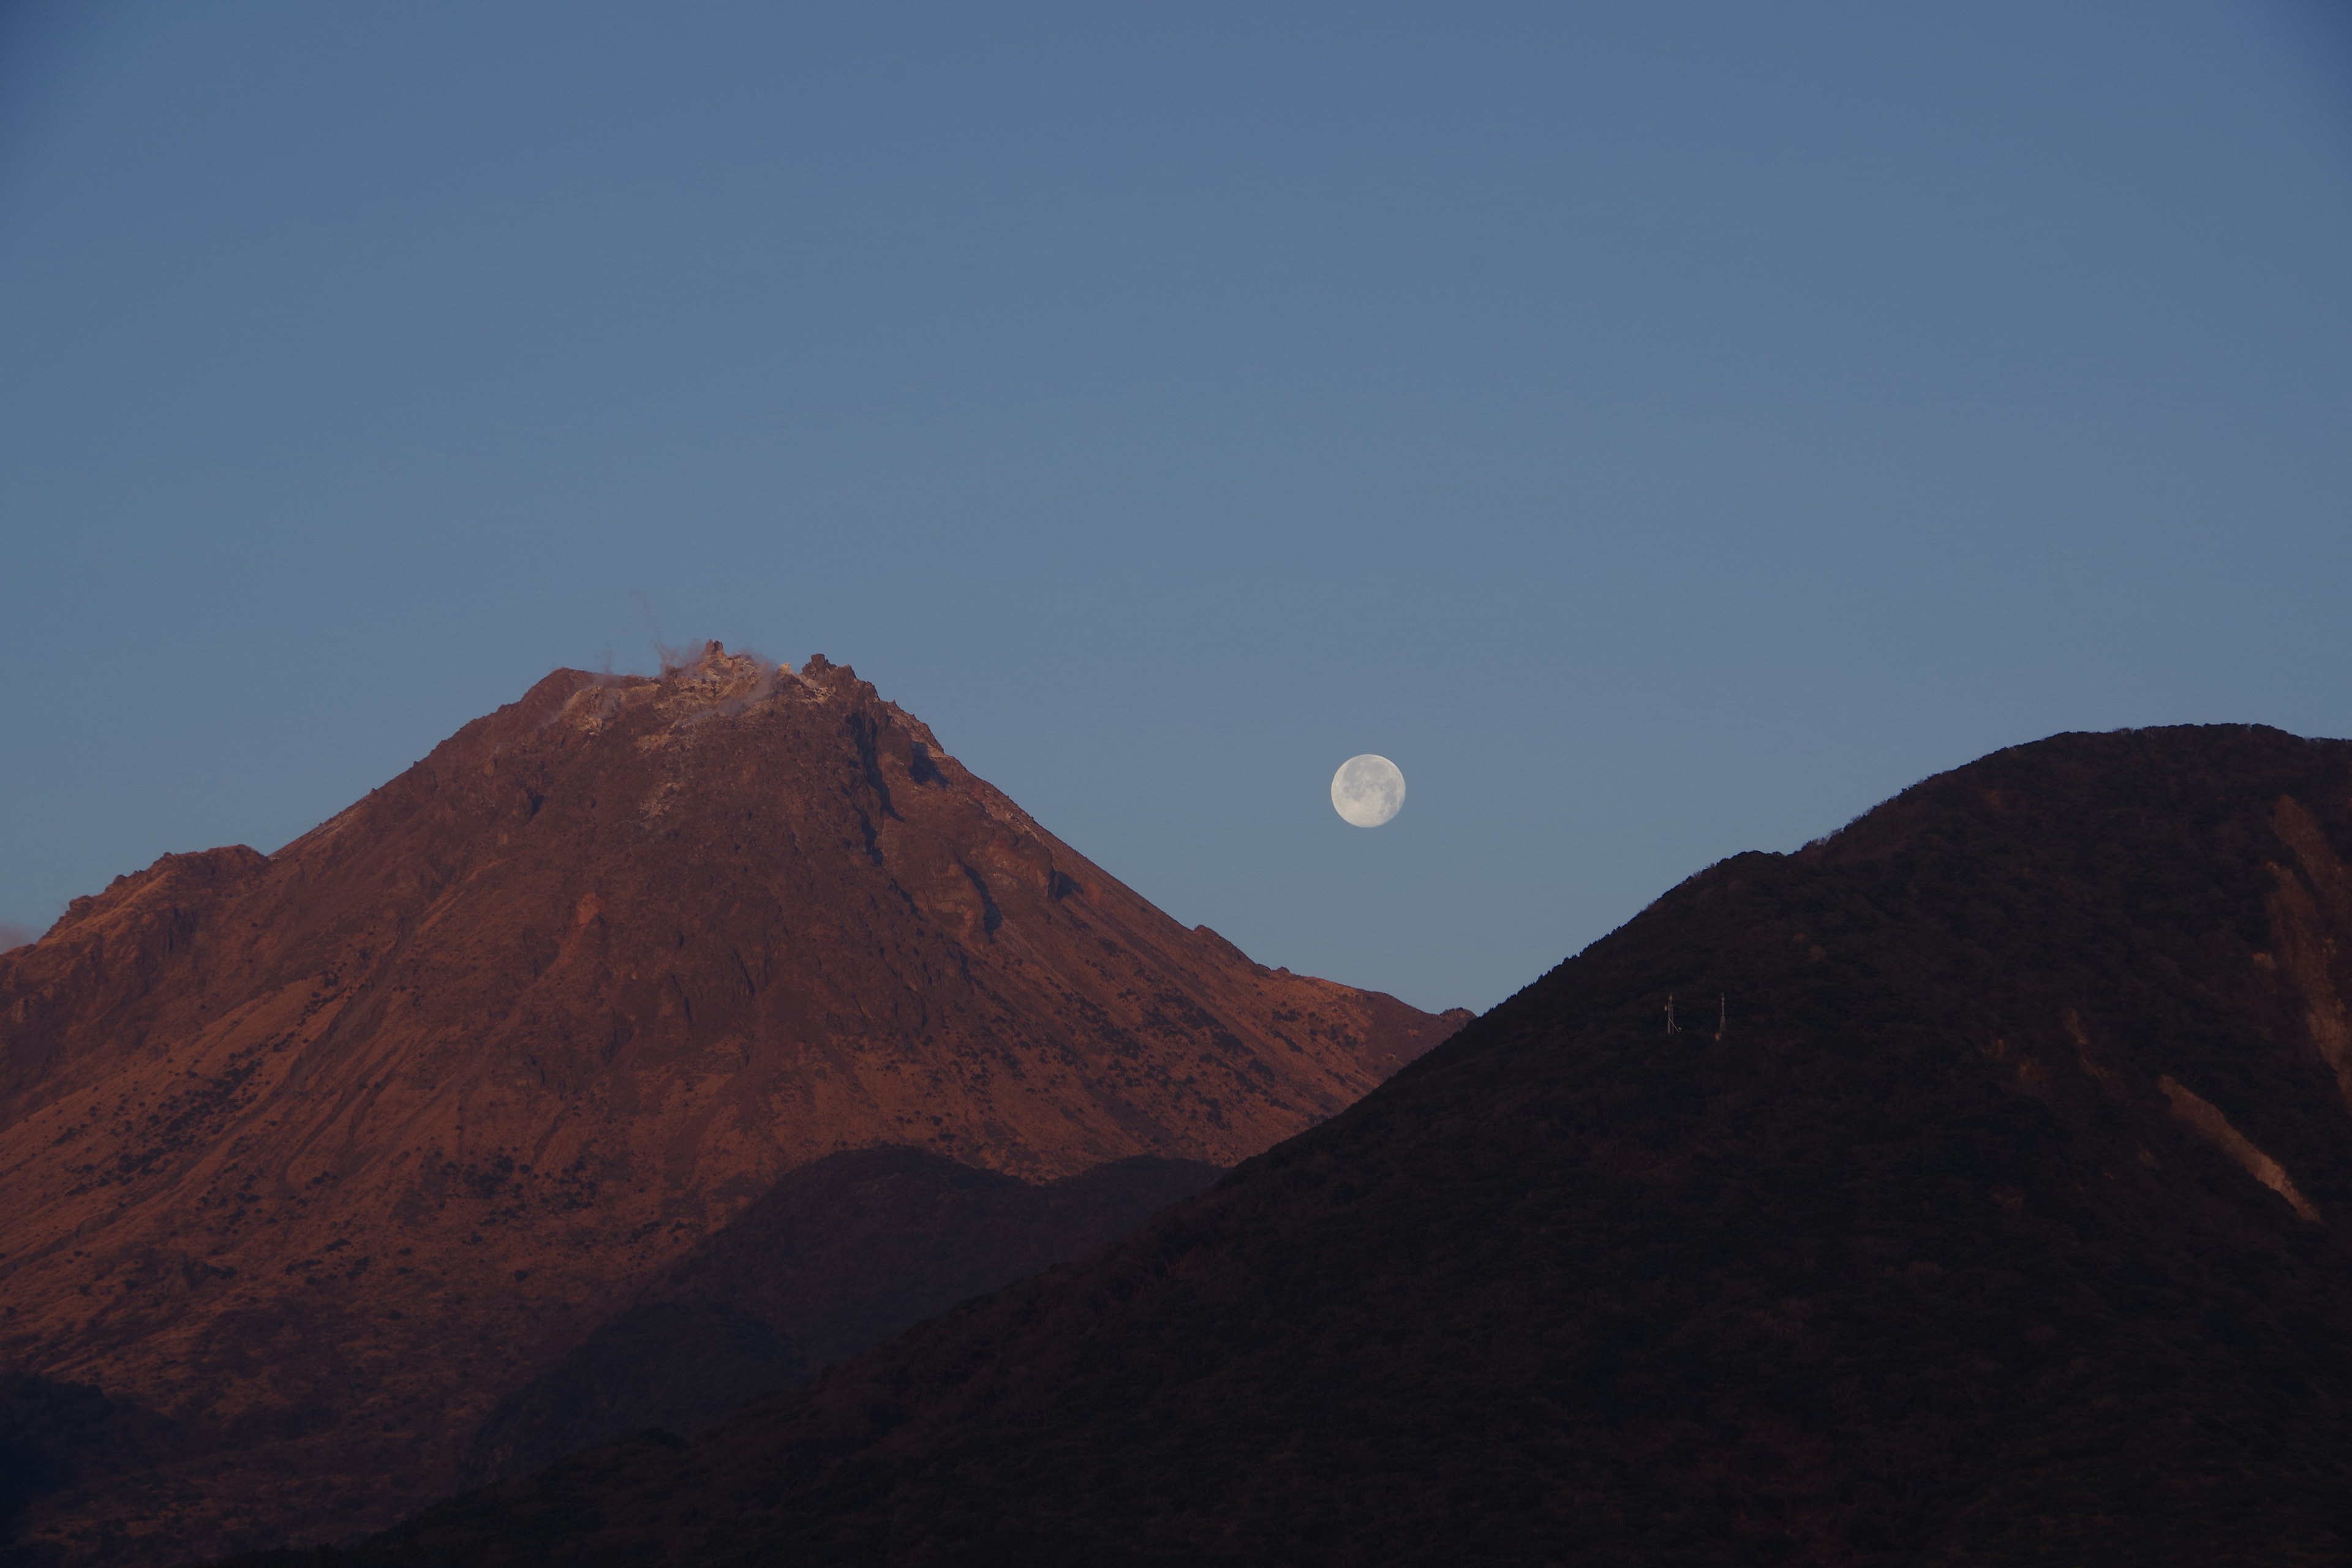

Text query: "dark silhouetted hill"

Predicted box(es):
[466, 1148, 1221, 1479]
[297, 725, 2352, 1566]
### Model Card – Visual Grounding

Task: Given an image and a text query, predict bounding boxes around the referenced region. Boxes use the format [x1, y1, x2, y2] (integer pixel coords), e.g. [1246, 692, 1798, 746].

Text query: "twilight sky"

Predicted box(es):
[2, 2, 2348, 1009]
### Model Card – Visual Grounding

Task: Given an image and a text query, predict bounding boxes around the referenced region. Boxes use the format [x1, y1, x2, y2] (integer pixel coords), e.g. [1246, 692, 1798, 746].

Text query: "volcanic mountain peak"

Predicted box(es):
[309, 723, 2352, 1566]
[0, 653, 1464, 1561]
[559, 642, 804, 729]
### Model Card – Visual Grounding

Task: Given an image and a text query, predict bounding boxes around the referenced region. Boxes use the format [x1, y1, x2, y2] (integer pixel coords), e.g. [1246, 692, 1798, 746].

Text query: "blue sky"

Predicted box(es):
[2, 2, 2348, 1009]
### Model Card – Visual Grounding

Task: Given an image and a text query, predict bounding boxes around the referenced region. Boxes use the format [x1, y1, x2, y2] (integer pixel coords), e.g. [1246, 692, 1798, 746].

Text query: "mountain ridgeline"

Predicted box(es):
[312, 725, 2352, 1565]
[0, 647, 1464, 1564]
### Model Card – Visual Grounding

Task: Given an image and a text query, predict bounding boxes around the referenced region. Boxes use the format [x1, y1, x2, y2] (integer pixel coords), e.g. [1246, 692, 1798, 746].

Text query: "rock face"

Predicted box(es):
[0, 646, 1465, 1563]
[334, 725, 2352, 1566]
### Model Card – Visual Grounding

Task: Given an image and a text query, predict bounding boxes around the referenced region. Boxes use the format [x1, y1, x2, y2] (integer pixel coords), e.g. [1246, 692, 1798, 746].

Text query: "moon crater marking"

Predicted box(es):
[1331, 754, 1405, 828]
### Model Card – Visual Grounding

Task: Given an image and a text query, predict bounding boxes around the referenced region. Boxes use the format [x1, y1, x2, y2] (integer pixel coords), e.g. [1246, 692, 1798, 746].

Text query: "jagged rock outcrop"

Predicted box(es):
[0, 646, 1465, 1563]
[317, 725, 2352, 1566]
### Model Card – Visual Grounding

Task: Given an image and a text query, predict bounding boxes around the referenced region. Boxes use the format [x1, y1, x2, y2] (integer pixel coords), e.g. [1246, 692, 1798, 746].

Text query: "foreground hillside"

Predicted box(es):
[465, 1148, 1223, 1480]
[0, 646, 1461, 1563]
[330, 725, 2352, 1565]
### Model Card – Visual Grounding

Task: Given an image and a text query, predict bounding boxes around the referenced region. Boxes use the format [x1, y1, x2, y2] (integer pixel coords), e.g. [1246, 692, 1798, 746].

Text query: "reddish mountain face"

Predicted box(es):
[319, 726, 2352, 1566]
[0, 646, 1464, 1562]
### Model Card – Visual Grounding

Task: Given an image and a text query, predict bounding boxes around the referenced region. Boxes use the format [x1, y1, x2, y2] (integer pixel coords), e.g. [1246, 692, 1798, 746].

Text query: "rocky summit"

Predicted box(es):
[323, 725, 2352, 1566]
[0, 646, 1464, 1563]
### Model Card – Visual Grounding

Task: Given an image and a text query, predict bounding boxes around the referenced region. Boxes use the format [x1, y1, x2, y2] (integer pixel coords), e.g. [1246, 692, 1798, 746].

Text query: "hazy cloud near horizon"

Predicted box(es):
[0, 923, 37, 954]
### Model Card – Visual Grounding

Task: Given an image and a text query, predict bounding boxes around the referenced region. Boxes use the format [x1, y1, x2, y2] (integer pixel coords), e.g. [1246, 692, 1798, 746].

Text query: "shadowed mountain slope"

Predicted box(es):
[466, 1147, 1223, 1479]
[0, 646, 1463, 1564]
[325, 725, 2352, 1566]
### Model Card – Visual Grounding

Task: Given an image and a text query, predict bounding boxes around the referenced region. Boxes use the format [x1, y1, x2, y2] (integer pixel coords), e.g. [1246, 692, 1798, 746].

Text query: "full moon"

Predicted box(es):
[1330, 754, 1406, 828]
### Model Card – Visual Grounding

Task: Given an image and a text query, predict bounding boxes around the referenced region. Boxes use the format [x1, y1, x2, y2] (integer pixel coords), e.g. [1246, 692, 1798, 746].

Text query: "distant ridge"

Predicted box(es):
[0, 645, 1465, 1562]
[319, 725, 2352, 1565]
